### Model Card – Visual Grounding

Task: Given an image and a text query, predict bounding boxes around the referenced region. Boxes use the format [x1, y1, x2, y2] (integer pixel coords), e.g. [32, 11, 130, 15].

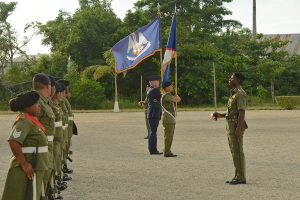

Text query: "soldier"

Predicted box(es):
[32, 73, 56, 198]
[138, 85, 150, 139]
[2, 91, 49, 200]
[49, 78, 65, 200]
[57, 79, 74, 174]
[53, 83, 68, 195]
[211, 72, 248, 185]
[58, 83, 73, 182]
[146, 75, 163, 155]
[161, 81, 181, 157]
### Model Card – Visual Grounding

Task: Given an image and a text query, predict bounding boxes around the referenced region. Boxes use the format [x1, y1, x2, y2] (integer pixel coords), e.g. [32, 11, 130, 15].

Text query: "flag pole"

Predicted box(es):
[213, 62, 217, 111]
[174, 5, 178, 114]
[140, 74, 143, 101]
[175, 52, 178, 113]
[114, 72, 120, 112]
[157, 3, 164, 84]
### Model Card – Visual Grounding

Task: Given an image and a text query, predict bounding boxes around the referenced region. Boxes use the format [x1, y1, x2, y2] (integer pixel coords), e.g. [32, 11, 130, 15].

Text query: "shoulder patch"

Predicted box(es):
[12, 129, 22, 138]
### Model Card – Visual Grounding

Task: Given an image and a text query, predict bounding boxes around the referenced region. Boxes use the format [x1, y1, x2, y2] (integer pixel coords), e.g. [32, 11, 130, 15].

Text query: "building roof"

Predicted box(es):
[263, 34, 300, 55]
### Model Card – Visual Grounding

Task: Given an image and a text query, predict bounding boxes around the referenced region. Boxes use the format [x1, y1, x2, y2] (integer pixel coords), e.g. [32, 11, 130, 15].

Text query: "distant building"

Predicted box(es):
[263, 34, 300, 55]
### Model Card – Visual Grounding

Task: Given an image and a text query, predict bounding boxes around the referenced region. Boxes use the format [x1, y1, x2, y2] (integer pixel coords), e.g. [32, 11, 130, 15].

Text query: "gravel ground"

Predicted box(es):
[0, 110, 299, 200]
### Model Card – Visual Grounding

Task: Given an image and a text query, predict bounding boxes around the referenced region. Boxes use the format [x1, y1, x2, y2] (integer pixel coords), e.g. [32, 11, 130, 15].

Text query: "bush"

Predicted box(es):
[276, 96, 300, 110]
[70, 79, 106, 109]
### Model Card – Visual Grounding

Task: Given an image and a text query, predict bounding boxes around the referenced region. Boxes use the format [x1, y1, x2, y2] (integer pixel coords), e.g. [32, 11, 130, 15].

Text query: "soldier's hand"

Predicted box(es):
[21, 162, 34, 180]
[236, 126, 242, 141]
[211, 112, 220, 121]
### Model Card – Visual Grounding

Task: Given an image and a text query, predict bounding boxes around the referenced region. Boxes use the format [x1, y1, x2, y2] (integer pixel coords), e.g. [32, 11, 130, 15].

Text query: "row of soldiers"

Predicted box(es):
[2, 73, 77, 200]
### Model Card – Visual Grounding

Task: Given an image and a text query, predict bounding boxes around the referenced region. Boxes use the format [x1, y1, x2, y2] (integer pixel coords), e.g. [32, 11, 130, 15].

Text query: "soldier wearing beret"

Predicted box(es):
[146, 75, 163, 155]
[2, 91, 49, 200]
[212, 73, 248, 185]
[32, 73, 56, 198]
[161, 81, 181, 157]
[57, 79, 74, 175]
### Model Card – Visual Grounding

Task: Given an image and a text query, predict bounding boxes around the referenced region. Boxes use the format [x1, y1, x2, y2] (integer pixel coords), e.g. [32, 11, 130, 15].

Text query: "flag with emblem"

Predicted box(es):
[112, 17, 162, 74]
[162, 12, 176, 84]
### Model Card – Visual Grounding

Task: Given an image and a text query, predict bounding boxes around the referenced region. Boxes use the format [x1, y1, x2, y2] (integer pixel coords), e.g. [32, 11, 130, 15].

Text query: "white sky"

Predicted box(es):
[2, 0, 300, 55]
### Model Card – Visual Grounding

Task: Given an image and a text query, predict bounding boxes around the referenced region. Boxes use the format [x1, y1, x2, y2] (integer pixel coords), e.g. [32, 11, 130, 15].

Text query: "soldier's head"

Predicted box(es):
[148, 75, 160, 88]
[162, 81, 173, 93]
[53, 82, 64, 99]
[48, 76, 56, 98]
[229, 72, 245, 88]
[9, 91, 41, 116]
[32, 73, 52, 98]
[57, 79, 69, 97]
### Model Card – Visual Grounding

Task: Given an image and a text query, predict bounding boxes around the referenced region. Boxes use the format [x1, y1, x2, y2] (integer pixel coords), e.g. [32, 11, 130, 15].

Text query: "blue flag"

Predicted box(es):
[162, 13, 176, 84]
[112, 17, 162, 74]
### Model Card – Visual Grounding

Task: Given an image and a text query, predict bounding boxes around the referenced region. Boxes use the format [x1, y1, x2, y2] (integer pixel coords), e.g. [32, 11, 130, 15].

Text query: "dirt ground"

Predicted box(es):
[0, 110, 299, 200]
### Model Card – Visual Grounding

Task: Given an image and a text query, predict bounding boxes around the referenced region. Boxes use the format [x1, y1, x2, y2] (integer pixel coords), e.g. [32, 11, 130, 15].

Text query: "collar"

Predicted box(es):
[37, 91, 49, 103]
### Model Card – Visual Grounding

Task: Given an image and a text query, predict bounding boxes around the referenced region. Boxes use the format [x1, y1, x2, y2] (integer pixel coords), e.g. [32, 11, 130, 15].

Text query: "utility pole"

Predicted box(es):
[253, 0, 257, 38]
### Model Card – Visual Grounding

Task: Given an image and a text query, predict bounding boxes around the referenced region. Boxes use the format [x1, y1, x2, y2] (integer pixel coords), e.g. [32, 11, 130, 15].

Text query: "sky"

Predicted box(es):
[2, 0, 300, 55]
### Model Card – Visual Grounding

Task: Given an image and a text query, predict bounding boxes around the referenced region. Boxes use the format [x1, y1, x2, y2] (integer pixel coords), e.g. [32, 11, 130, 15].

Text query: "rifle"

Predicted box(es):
[24, 146, 38, 200]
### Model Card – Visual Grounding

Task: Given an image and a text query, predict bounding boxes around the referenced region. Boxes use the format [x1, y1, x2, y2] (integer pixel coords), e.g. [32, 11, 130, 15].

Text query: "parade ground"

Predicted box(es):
[0, 110, 299, 200]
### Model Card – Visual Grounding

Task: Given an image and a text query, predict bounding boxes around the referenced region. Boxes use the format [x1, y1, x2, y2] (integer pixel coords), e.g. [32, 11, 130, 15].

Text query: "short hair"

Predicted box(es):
[33, 81, 48, 90]
[233, 72, 245, 84]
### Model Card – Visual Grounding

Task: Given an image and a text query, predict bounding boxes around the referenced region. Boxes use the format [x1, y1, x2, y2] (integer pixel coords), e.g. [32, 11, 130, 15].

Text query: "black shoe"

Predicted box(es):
[150, 151, 163, 155]
[144, 136, 149, 139]
[56, 184, 67, 191]
[67, 156, 73, 162]
[62, 167, 73, 174]
[229, 179, 246, 185]
[63, 175, 72, 181]
[56, 195, 63, 200]
[47, 194, 55, 200]
[164, 153, 177, 157]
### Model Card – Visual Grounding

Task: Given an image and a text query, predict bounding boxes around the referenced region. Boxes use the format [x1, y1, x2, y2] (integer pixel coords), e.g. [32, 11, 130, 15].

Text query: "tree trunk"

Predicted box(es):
[270, 79, 275, 104]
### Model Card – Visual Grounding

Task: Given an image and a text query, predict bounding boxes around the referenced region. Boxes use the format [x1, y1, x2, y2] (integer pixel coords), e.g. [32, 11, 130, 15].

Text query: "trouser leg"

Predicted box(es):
[148, 118, 159, 153]
[227, 121, 246, 181]
[163, 123, 175, 155]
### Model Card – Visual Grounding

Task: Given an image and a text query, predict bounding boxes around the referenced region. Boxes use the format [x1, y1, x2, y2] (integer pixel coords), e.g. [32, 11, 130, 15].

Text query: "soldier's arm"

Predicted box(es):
[172, 95, 181, 103]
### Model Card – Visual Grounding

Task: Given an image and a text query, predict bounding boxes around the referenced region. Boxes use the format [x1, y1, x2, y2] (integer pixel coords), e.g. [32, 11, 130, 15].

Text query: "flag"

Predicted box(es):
[112, 17, 162, 74]
[162, 13, 176, 84]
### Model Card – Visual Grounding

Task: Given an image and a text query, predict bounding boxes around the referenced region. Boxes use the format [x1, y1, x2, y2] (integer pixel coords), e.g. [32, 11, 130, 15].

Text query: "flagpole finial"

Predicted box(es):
[157, 3, 161, 16]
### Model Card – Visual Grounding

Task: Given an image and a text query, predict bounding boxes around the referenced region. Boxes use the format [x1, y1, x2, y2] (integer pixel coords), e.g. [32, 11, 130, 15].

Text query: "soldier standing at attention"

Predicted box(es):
[211, 72, 248, 185]
[58, 80, 74, 175]
[52, 82, 67, 196]
[58, 84, 73, 182]
[161, 81, 181, 157]
[138, 85, 150, 139]
[2, 91, 48, 200]
[32, 73, 56, 198]
[147, 75, 163, 155]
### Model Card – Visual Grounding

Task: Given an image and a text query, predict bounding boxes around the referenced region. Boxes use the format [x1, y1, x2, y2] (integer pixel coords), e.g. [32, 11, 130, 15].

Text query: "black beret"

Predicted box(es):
[55, 82, 63, 93]
[9, 91, 40, 112]
[48, 76, 56, 87]
[233, 72, 246, 83]
[57, 79, 70, 87]
[162, 81, 172, 88]
[148, 75, 160, 81]
[33, 73, 51, 85]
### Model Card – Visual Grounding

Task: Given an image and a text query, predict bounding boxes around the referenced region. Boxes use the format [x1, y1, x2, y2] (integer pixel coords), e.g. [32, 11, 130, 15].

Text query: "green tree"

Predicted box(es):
[39, 0, 121, 70]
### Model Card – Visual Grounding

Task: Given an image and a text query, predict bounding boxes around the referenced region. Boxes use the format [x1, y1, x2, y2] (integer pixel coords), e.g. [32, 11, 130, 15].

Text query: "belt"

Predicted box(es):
[22, 146, 48, 154]
[68, 116, 74, 121]
[62, 124, 69, 130]
[55, 121, 63, 128]
[47, 136, 54, 142]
